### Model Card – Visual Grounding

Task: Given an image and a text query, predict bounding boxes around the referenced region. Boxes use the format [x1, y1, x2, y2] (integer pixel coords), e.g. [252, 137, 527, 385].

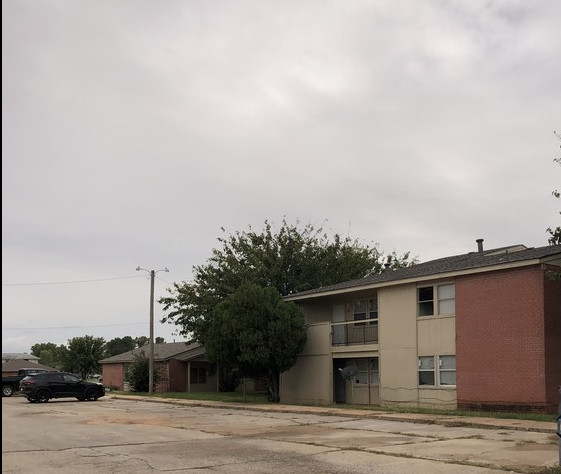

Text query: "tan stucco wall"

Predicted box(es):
[417, 314, 457, 408]
[281, 323, 332, 404]
[378, 283, 419, 404]
[297, 302, 333, 324]
[284, 280, 457, 408]
[417, 315, 456, 355]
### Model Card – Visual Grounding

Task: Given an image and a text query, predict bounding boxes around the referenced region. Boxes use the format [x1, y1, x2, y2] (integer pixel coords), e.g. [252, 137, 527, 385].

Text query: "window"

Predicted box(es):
[417, 284, 455, 317]
[355, 359, 368, 384]
[437, 284, 455, 316]
[345, 357, 379, 385]
[418, 355, 456, 387]
[62, 374, 80, 383]
[417, 287, 434, 316]
[353, 300, 367, 322]
[353, 298, 378, 324]
[370, 358, 379, 386]
[439, 356, 456, 385]
[190, 367, 206, 384]
[418, 356, 435, 385]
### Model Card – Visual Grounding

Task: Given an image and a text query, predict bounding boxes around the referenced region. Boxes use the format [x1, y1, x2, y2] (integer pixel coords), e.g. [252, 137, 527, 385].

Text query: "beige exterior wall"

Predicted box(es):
[281, 323, 332, 404]
[417, 315, 456, 355]
[298, 303, 333, 324]
[378, 283, 419, 405]
[416, 283, 457, 409]
[284, 280, 457, 408]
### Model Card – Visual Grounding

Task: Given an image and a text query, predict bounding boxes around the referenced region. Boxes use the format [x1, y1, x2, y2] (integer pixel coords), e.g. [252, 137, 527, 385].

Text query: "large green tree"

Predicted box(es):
[160, 219, 413, 346]
[105, 336, 136, 358]
[63, 335, 106, 379]
[30, 342, 68, 369]
[207, 283, 307, 402]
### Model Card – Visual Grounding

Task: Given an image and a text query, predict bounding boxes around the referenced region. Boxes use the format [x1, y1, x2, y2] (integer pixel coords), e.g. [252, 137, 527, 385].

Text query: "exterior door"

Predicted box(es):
[333, 359, 346, 403]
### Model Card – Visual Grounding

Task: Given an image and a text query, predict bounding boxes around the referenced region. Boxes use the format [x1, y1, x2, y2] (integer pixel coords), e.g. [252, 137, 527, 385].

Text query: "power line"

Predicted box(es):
[3, 322, 149, 330]
[2, 275, 145, 287]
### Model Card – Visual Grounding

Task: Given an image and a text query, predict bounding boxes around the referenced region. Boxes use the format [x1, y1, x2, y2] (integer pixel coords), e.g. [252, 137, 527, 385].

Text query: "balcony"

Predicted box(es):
[331, 320, 378, 346]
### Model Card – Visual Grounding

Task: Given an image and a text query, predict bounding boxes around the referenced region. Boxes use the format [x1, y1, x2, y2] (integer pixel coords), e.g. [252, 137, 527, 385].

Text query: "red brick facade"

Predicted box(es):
[456, 265, 561, 413]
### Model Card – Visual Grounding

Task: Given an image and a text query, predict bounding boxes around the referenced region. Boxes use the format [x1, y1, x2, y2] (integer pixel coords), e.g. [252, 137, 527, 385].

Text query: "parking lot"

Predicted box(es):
[2, 395, 558, 473]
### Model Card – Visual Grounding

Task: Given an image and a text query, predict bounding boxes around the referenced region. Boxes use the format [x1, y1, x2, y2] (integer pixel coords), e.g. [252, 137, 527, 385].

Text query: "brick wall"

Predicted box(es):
[456, 265, 558, 413]
[102, 363, 124, 390]
[543, 265, 561, 411]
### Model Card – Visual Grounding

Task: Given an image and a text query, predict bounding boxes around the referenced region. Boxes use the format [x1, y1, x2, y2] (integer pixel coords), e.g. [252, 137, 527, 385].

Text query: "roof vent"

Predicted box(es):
[384, 255, 392, 269]
[476, 238, 484, 253]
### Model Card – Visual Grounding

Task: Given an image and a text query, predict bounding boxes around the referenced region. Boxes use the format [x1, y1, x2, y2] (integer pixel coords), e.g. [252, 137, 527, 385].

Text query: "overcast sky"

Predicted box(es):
[2, 1, 560, 354]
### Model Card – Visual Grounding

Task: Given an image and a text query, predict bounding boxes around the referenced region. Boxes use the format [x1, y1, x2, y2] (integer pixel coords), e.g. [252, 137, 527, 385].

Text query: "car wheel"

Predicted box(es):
[2, 385, 14, 397]
[85, 389, 99, 401]
[35, 390, 50, 403]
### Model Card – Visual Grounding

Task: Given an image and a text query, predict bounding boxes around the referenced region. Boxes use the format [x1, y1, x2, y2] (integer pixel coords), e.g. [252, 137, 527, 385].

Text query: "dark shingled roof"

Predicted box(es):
[100, 341, 198, 364]
[1, 359, 58, 372]
[286, 244, 561, 299]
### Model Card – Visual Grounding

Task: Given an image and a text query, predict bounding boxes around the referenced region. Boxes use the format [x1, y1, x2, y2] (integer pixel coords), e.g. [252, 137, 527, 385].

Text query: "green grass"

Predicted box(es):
[113, 390, 557, 423]
[118, 390, 270, 404]
[339, 403, 557, 423]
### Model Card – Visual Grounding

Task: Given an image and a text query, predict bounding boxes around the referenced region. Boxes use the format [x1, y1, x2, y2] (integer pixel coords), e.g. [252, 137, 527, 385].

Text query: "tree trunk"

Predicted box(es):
[266, 370, 280, 402]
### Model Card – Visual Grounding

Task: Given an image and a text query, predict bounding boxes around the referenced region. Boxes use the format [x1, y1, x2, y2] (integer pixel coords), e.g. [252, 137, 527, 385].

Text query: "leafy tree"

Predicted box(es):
[124, 351, 162, 392]
[105, 336, 136, 358]
[104, 336, 166, 358]
[547, 131, 561, 246]
[135, 336, 149, 347]
[63, 335, 106, 379]
[160, 218, 413, 346]
[207, 283, 307, 402]
[30, 342, 68, 369]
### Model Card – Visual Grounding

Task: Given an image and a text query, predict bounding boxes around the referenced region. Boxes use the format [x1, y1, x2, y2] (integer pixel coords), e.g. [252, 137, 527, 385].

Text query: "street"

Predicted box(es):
[2, 395, 558, 473]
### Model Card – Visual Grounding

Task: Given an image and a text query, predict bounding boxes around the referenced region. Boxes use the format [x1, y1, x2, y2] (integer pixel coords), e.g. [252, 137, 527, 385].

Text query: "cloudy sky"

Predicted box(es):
[2, 1, 560, 354]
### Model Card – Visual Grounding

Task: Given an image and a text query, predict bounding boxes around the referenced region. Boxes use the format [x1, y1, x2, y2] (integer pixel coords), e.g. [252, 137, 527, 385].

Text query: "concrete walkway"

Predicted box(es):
[110, 394, 556, 434]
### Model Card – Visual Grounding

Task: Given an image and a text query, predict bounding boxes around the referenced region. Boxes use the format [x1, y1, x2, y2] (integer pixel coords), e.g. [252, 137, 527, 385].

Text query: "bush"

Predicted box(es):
[124, 352, 161, 392]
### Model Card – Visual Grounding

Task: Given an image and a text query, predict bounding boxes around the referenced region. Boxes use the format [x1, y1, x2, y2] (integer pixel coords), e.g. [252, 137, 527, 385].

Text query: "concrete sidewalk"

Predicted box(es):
[110, 394, 556, 434]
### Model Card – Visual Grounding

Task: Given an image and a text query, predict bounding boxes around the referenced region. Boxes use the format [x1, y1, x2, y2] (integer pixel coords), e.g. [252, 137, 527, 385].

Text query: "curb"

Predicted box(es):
[109, 394, 556, 434]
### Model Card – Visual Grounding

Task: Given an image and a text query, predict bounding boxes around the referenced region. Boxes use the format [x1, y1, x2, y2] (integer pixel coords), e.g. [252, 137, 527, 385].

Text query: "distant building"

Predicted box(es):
[2, 359, 58, 376]
[100, 341, 218, 392]
[2, 353, 40, 364]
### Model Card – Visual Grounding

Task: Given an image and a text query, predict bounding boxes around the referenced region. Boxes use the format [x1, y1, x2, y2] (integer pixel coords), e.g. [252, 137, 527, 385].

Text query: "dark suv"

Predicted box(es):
[19, 372, 105, 403]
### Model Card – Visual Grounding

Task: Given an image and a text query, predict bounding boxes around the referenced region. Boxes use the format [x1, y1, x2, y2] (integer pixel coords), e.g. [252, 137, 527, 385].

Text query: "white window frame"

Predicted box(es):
[417, 283, 455, 317]
[418, 355, 456, 387]
[347, 357, 379, 386]
[353, 297, 378, 326]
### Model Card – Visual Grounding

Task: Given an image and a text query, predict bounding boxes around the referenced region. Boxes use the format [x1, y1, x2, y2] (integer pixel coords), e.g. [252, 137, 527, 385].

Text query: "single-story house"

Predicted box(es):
[100, 341, 217, 392]
[1, 359, 58, 376]
[2, 353, 40, 365]
[281, 241, 561, 413]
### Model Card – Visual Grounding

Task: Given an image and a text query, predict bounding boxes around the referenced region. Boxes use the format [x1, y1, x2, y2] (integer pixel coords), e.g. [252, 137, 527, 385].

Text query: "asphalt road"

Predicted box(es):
[2, 395, 558, 473]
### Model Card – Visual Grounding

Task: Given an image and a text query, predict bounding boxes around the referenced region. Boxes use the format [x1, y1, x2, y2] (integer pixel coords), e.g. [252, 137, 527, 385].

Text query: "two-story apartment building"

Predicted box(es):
[281, 241, 561, 413]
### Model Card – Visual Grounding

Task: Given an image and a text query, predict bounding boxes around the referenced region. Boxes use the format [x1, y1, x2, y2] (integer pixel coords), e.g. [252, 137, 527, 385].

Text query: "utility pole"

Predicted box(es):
[136, 266, 169, 395]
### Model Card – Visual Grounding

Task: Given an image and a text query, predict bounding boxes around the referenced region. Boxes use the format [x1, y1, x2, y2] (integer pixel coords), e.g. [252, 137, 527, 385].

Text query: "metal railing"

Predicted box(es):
[331, 320, 378, 346]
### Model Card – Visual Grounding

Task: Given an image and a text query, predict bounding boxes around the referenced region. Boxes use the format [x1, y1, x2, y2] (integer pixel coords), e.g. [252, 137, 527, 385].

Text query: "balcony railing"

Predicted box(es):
[331, 320, 378, 346]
